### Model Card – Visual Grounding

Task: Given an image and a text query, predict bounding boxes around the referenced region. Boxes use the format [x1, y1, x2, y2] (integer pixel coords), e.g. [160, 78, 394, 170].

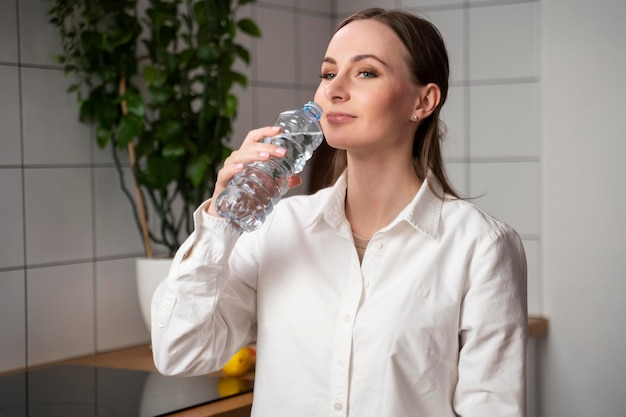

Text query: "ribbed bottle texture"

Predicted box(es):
[216, 101, 323, 231]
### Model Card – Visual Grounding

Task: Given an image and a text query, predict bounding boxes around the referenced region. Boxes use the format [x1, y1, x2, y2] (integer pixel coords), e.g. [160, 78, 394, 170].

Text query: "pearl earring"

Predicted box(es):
[412, 115, 418, 121]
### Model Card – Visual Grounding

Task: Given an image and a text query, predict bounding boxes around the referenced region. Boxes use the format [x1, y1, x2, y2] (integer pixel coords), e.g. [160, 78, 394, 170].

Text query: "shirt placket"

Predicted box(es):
[329, 259, 363, 416]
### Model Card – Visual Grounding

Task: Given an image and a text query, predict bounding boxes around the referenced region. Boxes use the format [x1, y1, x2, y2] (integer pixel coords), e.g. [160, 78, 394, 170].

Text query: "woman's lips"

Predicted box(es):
[326, 112, 356, 124]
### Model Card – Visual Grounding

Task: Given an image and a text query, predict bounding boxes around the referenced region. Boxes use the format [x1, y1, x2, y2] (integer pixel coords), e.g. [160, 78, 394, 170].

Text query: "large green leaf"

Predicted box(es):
[162, 143, 186, 158]
[124, 94, 145, 117]
[117, 114, 144, 147]
[233, 44, 250, 64]
[237, 18, 261, 37]
[154, 120, 184, 142]
[143, 65, 159, 85]
[224, 94, 238, 118]
[148, 85, 173, 103]
[93, 98, 119, 129]
[196, 45, 220, 64]
[228, 70, 248, 88]
[107, 30, 134, 49]
[96, 125, 112, 148]
[144, 154, 178, 189]
[186, 155, 210, 188]
[79, 99, 95, 122]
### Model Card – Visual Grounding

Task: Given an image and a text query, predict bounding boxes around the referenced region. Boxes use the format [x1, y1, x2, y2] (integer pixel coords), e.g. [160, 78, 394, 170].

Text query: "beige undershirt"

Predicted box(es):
[352, 233, 370, 263]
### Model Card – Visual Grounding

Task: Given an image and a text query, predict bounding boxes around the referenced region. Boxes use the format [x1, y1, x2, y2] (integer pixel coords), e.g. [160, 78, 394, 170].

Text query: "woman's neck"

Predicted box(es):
[344, 160, 422, 239]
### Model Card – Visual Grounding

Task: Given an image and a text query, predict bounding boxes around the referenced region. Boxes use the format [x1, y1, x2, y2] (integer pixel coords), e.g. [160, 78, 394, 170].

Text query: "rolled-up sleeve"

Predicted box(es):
[151, 202, 258, 376]
[454, 225, 528, 417]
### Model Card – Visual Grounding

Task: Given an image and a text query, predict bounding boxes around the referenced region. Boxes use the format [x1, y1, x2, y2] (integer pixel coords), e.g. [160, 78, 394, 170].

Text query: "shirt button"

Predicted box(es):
[334, 402, 343, 411]
[364, 280, 370, 288]
[376, 242, 383, 249]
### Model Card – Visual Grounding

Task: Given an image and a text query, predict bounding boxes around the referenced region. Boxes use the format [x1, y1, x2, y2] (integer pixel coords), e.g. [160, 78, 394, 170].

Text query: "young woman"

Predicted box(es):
[151, 8, 527, 417]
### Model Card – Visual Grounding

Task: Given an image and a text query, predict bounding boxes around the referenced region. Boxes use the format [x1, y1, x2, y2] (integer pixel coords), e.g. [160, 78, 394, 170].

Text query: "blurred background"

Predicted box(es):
[1, 0, 625, 416]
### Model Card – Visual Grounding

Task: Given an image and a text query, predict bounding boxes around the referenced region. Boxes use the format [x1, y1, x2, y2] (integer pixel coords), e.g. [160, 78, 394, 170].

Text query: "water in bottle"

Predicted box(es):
[216, 101, 323, 232]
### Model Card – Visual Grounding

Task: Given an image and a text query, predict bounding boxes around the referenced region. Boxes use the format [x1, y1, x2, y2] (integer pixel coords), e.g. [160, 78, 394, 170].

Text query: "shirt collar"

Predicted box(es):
[307, 171, 444, 240]
[400, 172, 443, 239]
[304, 171, 348, 233]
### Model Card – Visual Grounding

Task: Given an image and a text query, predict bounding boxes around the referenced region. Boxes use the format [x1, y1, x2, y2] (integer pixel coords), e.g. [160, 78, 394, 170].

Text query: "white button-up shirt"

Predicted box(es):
[151, 173, 527, 417]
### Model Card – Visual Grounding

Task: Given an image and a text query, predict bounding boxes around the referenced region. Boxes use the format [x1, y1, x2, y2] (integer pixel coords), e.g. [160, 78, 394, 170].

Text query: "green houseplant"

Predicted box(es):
[48, 0, 261, 258]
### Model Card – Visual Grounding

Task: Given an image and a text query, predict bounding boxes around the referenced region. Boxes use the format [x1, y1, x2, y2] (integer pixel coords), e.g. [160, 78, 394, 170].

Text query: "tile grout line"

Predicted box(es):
[14, 0, 28, 370]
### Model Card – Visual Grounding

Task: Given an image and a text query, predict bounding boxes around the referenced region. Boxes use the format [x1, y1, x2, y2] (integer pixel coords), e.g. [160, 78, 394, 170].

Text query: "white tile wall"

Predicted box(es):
[255, 8, 296, 84]
[21, 68, 92, 165]
[469, 2, 539, 81]
[0, 65, 21, 165]
[423, 8, 465, 83]
[24, 168, 93, 265]
[255, 86, 299, 126]
[298, 88, 318, 108]
[336, 0, 397, 15]
[523, 239, 541, 315]
[298, 0, 332, 14]
[27, 263, 95, 365]
[96, 258, 150, 351]
[298, 14, 333, 86]
[231, 84, 254, 150]
[0, 269, 26, 372]
[0, 169, 24, 269]
[402, 0, 461, 7]
[470, 82, 540, 158]
[94, 167, 145, 258]
[444, 162, 469, 197]
[18, 0, 62, 66]
[232, 3, 254, 82]
[441, 85, 467, 160]
[470, 161, 540, 237]
[260, 0, 295, 8]
[0, 0, 18, 63]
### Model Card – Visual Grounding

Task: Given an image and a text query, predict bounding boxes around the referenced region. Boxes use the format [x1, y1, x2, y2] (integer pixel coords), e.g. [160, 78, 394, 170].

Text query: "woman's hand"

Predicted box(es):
[205, 126, 302, 217]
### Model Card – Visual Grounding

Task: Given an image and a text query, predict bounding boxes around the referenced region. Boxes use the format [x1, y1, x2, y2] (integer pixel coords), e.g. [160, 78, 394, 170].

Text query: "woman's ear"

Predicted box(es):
[412, 83, 441, 120]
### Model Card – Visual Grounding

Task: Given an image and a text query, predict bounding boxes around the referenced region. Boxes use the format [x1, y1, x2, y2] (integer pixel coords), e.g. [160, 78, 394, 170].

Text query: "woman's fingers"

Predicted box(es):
[287, 175, 302, 190]
[223, 126, 284, 167]
[206, 126, 286, 217]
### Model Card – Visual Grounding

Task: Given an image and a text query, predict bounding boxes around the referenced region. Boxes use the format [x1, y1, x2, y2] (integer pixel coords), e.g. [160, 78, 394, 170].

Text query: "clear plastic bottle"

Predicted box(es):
[216, 101, 323, 232]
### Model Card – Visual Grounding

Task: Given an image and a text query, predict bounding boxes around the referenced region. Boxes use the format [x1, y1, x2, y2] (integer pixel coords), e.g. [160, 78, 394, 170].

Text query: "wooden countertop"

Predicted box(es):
[528, 315, 549, 338]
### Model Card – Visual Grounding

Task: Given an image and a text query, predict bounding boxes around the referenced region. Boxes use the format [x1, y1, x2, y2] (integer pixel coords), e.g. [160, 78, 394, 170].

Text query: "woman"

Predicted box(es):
[151, 7, 527, 417]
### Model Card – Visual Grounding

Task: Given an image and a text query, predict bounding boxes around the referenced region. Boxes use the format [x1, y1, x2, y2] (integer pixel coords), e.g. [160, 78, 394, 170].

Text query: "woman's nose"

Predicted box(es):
[324, 75, 349, 103]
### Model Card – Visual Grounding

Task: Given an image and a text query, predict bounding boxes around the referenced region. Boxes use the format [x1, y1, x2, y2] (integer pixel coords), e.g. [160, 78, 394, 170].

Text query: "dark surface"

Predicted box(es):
[0, 365, 252, 417]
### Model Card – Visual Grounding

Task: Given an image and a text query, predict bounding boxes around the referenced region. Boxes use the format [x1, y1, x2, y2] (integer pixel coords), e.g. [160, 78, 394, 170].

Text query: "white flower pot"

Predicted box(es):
[136, 257, 172, 332]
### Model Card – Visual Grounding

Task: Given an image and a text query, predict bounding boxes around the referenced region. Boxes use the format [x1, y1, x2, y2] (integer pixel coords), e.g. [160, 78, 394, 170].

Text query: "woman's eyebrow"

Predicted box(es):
[322, 54, 389, 67]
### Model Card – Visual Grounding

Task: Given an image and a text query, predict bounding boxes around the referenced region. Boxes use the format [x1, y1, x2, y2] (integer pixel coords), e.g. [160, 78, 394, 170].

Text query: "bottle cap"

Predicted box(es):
[303, 101, 322, 121]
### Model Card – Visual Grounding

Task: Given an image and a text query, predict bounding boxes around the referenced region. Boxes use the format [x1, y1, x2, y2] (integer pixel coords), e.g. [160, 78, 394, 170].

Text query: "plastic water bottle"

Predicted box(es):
[216, 101, 323, 232]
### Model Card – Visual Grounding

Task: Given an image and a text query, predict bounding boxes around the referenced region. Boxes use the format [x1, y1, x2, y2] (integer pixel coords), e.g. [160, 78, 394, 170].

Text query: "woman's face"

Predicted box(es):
[314, 19, 420, 155]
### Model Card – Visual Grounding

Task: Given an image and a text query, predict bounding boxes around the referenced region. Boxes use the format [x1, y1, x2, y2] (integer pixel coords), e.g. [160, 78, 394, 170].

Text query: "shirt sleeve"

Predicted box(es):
[454, 224, 528, 417]
[151, 201, 258, 376]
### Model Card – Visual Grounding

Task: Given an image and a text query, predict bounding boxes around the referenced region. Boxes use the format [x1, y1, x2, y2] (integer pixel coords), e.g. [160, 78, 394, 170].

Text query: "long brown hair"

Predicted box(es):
[325, 7, 458, 198]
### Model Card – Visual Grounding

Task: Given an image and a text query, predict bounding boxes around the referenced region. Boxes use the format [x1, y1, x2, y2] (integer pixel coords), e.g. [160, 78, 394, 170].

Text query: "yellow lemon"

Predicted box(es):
[217, 377, 253, 397]
[221, 347, 255, 377]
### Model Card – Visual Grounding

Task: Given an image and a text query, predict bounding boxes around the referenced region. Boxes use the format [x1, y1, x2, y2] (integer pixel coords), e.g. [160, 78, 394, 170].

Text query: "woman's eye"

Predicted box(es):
[320, 72, 336, 80]
[358, 70, 377, 79]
